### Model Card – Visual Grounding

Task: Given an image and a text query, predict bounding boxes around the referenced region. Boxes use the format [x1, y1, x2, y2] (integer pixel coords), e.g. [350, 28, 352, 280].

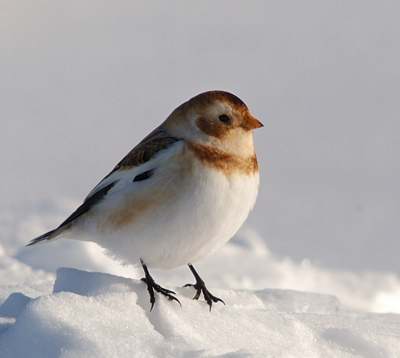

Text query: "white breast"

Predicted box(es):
[76, 147, 260, 269]
[151, 160, 260, 268]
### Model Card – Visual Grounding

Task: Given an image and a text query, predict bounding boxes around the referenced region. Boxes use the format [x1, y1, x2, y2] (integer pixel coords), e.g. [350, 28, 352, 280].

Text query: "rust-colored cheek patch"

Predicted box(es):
[196, 117, 229, 139]
[187, 142, 258, 176]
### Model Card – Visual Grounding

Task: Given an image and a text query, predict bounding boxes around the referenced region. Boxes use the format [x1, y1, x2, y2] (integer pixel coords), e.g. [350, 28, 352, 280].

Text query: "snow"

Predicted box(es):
[1, 207, 400, 357]
[3, 203, 400, 315]
[1, 267, 400, 357]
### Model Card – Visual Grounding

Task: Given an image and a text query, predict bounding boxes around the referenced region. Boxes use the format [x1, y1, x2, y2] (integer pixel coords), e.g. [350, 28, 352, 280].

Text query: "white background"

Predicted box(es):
[1, 1, 399, 272]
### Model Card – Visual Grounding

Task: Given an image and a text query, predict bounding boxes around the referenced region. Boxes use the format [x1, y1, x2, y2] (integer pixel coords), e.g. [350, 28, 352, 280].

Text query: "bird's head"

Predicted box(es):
[165, 90, 263, 156]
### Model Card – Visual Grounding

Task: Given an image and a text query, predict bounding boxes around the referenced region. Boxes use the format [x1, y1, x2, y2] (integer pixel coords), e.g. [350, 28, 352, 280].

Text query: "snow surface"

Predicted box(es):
[1, 267, 400, 357]
[1, 205, 400, 357]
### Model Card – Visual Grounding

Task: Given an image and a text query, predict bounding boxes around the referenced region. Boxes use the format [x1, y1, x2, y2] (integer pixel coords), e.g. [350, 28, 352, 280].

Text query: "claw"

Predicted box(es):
[184, 264, 225, 311]
[140, 260, 181, 310]
[192, 287, 201, 301]
[203, 290, 225, 311]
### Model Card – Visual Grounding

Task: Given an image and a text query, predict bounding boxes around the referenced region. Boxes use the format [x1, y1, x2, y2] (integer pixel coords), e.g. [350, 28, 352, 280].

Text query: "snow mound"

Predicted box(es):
[1, 268, 399, 358]
[4, 202, 400, 314]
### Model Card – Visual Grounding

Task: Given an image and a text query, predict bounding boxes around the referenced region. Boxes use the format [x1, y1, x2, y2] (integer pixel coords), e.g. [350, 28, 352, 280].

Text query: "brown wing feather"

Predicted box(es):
[103, 128, 182, 179]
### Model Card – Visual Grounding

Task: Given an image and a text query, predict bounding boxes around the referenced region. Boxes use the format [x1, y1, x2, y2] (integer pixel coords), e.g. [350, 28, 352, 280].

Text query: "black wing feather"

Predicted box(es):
[27, 181, 116, 246]
[59, 181, 116, 229]
[133, 169, 154, 182]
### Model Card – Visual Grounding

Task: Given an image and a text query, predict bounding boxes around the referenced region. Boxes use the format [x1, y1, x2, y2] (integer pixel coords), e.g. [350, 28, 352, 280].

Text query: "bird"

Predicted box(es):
[28, 90, 263, 310]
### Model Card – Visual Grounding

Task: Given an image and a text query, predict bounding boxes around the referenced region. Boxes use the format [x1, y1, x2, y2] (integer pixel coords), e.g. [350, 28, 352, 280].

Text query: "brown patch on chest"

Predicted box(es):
[187, 142, 258, 176]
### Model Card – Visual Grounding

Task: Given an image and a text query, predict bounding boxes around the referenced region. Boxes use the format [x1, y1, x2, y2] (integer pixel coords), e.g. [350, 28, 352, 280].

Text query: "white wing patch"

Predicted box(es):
[85, 140, 184, 202]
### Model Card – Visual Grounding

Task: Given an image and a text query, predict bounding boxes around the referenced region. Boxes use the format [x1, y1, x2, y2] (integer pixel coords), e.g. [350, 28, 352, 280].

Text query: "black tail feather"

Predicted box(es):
[26, 229, 59, 246]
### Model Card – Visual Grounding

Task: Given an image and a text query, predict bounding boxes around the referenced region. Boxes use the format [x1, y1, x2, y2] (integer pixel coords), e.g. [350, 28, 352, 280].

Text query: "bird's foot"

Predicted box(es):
[184, 279, 225, 311]
[140, 259, 181, 311]
[141, 277, 181, 310]
[185, 264, 225, 311]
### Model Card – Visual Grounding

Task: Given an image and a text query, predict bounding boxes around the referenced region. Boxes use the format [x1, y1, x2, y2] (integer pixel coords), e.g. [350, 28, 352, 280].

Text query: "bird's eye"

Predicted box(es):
[218, 114, 231, 124]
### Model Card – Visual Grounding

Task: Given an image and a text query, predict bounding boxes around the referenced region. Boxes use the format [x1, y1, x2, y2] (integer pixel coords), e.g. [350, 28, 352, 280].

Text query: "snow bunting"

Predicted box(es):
[28, 90, 263, 310]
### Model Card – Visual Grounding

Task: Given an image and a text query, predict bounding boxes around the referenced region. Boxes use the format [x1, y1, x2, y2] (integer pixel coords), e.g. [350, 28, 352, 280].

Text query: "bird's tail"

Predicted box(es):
[26, 228, 62, 246]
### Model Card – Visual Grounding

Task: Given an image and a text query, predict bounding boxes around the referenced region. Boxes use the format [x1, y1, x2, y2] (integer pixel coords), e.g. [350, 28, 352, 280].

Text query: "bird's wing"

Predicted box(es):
[85, 128, 181, 200]
[62, 128, 182, 230]
[28, 129, 183, 246]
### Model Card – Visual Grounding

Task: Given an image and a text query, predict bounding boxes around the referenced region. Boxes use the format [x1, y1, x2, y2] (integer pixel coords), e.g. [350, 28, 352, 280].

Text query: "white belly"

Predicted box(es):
[76, 159, 259, 269]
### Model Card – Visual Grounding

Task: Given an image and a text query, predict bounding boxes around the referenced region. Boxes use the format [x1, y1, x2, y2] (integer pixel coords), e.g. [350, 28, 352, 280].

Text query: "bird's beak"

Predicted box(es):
[244, 113, 264, 130]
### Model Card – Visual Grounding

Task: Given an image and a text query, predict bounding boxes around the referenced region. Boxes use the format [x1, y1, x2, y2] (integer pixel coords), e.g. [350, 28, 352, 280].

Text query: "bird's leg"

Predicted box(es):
[140, 259, 181, 311]
[184, 264, 225, 311]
